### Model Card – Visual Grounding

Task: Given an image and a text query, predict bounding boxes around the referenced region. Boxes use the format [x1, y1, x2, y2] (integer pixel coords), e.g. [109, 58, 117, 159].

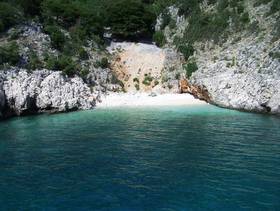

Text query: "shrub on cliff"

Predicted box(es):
[0, 2, 22, 33]
[45, 54, 80, 77]
[270, 0, 280, 14]
[19, 0, 43, 17]
[27, 50, 43, 70]
[95, 58, 109, 69]
[153, 31, 166, 47]
[44, 25, 66, 51]
[0, 41, 20, 66]
[184, 61, 198, 78]
[178, 44, 194, 60]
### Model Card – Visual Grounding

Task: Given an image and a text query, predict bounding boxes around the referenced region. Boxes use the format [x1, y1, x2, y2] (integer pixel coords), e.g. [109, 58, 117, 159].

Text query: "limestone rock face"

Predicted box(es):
[86, 67, 123, 93]
[157, 2, 280, 114]
[3, 70, 45, 115]
[0, 77, 5, 117]
[191, 72, 280, 113]
[1, 69, 97, 118]
[37, 72, 96, 112]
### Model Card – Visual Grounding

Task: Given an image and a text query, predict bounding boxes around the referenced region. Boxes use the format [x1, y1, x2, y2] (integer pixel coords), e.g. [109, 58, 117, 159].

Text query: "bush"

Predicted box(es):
[178, 44, 194, 60]
[133, 77, 139, 83]
[160, 10, 172, 30]
[44, 25, 66, 50]
[184, 61, 198, 78]
[153, 31, 166, 47]
[142, 74, 153, 85]
[95, 57, 109, 69]
[240, 12, 250, 24]
[0, 41, 20, 66]
[79, 48, 89, 60]
[105, 0, 155, 39]
[27, 50, 43, 70]
[45, 54, 80, 77]
[19, 0, 42, 17]
[41, 0, 80, 28]
[135, 83, 140, 90]
[0, 2, 22, 33]
[270, 0, 280, 14]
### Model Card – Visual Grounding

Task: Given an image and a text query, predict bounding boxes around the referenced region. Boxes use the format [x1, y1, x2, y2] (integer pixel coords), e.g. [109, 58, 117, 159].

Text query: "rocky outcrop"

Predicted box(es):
[0, 69, 97, 119]
[36, 72, 96, 112]
[86, 67, 123, 93]
[180, 79, 211, 103]
[158, 1, 280, 114]
[191, 72, 280, 114]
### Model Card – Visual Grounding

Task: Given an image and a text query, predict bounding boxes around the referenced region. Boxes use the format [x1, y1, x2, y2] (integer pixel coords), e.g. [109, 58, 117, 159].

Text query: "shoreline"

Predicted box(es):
[96, 93, 207, 108]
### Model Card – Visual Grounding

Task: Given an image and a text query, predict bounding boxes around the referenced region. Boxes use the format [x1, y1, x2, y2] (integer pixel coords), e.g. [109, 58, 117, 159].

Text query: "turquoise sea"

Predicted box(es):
[0, 105, 279, 210]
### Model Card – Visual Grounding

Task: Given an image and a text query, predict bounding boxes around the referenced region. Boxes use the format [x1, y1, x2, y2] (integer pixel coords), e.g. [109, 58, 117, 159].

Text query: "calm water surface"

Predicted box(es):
[0, 105, 279, 210]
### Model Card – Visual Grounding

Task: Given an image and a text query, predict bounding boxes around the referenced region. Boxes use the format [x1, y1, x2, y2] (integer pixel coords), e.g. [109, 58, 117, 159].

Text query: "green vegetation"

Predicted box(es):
[27, 50, 43, 70]
[133, 78, 140, 83]
[79, 48, 89, 60]
[95, 57, 109, 69]
[45, 54, 81, 77]
[0, 41, 20, 66]
[133, 77, 140, 90]
[254, 0, 280, 14]
[153, 31, 166, 47]
[184, 61, 198, 78]
[135, 83, 140, 90]
[142, 73, 154, 86]
[105, 0, 155, 39]
[44, 25, 66, 50]
[271, 0, 280, 14]
[269, 51, 280, 60]
[177, 44, 194, 60]
[0, 2, 22, 33]
[160, 10, 172, 30]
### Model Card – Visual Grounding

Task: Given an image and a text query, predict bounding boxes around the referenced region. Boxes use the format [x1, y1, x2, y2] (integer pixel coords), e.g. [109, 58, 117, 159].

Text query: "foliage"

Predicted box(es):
[270, 0, 280, 14]
[44, 25, 66, 50]
[27, 50, 43, 70]
[0, 2, 22, 33]
[18, 0, 43, 17]
[160, 10, 172, 30]
[111, 74, 124, 89]
[153, 31, 166, 47]
[133, 77, 139, 83]
[269, 51, 280, 60]
[0, 41, 20, 65]
[175, 0, 251, 45]
[142, 73, 153, 85]
[240, 12, 250, 24]
[105, 0, 155, 39]
[184, 61, 198, 78]
[41, 0, 80, 28]
[45, 54, 80, 76]
[135, 83, 140, 90]
[95, 57, 109, 69]
[177, 44, 194, 60]
[79, 48, 89, 60]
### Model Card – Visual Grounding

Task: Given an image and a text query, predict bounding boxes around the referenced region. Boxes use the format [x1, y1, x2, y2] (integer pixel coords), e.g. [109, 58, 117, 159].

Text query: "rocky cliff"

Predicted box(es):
[0, 23, 121, 119]
[0, 69, 97, 119]
[157, 0, 280, 114]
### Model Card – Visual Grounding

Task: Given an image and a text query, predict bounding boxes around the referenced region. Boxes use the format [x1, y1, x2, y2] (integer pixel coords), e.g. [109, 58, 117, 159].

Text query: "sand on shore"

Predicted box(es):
[96, 93, 206, 108]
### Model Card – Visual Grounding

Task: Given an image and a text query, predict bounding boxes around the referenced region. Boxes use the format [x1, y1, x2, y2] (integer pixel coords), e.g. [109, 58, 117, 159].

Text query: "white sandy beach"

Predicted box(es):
[96, 93, 206, 108]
